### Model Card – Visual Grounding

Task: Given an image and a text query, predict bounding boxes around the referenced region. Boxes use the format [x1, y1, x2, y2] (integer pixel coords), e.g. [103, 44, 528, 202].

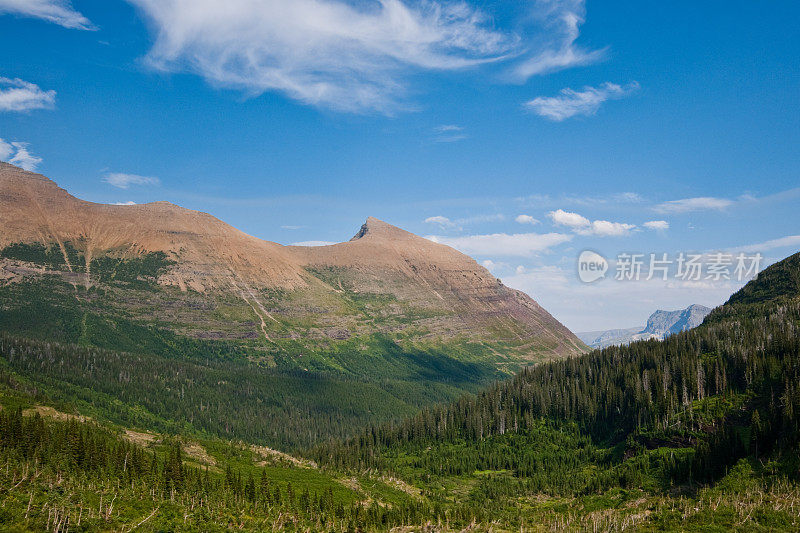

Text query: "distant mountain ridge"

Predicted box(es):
[578, 303, 712, 349]
[0, 160, 583, 378]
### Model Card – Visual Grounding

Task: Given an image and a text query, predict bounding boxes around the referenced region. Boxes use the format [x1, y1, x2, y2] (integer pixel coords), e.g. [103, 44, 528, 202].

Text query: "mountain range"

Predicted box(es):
[0, 161, 584, 449]
[0, 161, 581, 361]
[1, 158, 799, 530]
[577, 303, 712, 349]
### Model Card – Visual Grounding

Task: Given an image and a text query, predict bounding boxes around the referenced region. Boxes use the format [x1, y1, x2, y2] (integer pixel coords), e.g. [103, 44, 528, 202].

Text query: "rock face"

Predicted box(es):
[641, 304, 711, 338]
[0, 162, 585, 363]
[578, 304, 712, 349]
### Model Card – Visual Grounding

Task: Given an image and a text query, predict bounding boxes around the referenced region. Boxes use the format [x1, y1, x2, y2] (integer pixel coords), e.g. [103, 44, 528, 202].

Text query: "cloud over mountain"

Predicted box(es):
[0, 139, 42, 171]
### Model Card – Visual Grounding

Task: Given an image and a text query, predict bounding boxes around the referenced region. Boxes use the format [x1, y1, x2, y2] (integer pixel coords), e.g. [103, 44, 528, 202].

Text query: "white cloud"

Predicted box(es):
[424, 215, 458, 230]
[512, 0, 606, 80]
[127, 0, 606, 113]
[0, 77, 56, 112]
[103, 172, 160, 189]
[579, 220, 636, 237]
[426, 232, 572, 257]
[113, 201, 137, 206]
[643, 220, 669, 231]
[424, 213, 504, 231]
[290, 240, 338, 247]
[653, 197, 734, 214]
[549, 208, 590, 228]
[0, 139, 42, 170]
[9, 144, 41, 170]
[525, 81, 639, 121]
[0, 0, 94, 30]
[128, 0, 515, 113]
[548, 209, 636, 237]
[515, 214, 540, 225]
[731, 235, 800, 254]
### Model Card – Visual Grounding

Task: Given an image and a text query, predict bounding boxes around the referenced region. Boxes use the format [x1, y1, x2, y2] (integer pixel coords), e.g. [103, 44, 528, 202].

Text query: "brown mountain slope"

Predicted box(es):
[0, 161, 305, 292]
[291, 217, 581, 356]
[0, 162, 585, 364]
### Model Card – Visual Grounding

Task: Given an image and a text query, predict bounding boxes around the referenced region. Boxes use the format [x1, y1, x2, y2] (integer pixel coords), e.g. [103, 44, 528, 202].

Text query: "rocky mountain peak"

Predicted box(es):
[350, 217, 413, 242]
[0, 162, 586, 361]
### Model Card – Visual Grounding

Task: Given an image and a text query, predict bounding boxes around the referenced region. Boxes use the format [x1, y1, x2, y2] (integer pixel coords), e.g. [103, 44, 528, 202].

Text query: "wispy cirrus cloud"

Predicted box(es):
[426, 232, 572, 257]
[0, 138, 42, 171]
[0, 0, 94, 30]
[432, 124, 467, 143]
[511, 0, 606, 80]
[127, 0, 604, 113]
[653, 197, 734, 214]
[548, 208, 636, 237]
[515, 191, 644, 208]
[128, 0, 515, 113]
[525, 81, 639, 121]
[730, 235, 800, 254]
[103, 172, 160, 189]
[0, 77, 56, 112]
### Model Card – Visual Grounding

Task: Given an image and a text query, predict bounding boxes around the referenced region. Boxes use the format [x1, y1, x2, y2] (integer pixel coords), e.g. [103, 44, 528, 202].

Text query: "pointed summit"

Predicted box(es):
[351, 217, 393, 240]
[0, 165, 586, 361]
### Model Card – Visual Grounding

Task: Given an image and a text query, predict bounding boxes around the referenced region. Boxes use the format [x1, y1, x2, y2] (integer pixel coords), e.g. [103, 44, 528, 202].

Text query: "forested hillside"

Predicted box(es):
[2, 253, 799, 530]
[309, 252, 800, 530]
[0, 162, 585, 451]
[0, 381, 432, 531]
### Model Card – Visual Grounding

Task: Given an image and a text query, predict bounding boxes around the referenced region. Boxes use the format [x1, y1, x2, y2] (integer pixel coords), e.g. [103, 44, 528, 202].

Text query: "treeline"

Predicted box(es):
[0, 408, 457, 531]
[0, 276, 249, 359]
[314, 278, 800, 488]
[0, 334, 429, 450]
[1, 241, 174, 284]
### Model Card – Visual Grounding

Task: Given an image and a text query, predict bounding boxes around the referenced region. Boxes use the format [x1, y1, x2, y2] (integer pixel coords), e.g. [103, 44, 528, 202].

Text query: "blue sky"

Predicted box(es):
[1, 0, 798, 330]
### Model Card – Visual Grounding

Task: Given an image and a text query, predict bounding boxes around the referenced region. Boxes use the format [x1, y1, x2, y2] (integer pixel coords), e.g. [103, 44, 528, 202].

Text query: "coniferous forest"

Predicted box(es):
[1, 253, 799, 531]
